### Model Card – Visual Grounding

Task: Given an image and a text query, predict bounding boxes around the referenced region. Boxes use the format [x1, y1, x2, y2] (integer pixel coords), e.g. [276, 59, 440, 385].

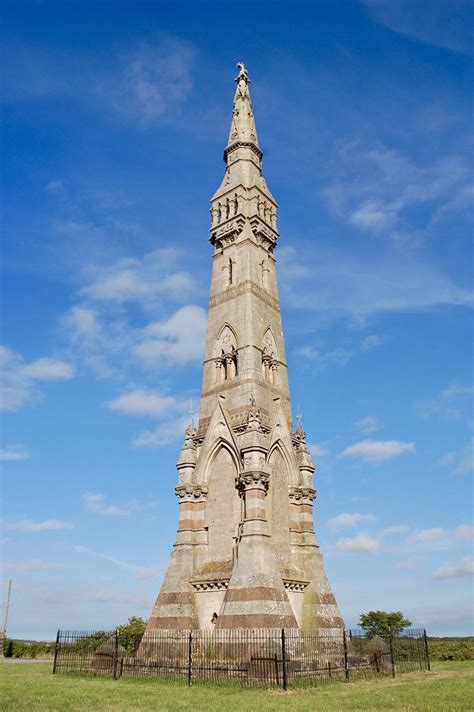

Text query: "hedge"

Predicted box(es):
[3, 635, 473, 661]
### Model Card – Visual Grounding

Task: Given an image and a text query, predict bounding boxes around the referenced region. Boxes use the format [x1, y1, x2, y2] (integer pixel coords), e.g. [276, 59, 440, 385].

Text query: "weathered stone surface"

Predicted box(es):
[144, 64, 343, 634]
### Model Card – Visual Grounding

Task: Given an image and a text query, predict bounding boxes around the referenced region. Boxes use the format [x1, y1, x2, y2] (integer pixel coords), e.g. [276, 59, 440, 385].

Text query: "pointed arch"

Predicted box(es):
[262, 327, 278, 384]
[267, 444, 292, 568]
[215, 323, 238, 357]
[214, 324, 239, 382]
[205, 441, 242, 564]
[203, 437, 241, 484]
[262, 326, 277, 358]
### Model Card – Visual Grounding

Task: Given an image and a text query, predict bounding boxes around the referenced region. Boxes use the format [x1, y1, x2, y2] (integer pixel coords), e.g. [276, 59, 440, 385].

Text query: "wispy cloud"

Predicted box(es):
[327, 512, 376, 531]
[104, 386, 189, 449]
[332, 533, 380, 554]
[0, 346, 75, 413]
[132, 305, 207, 367]
[279, 244, 472, 327]
[381, 525, 410, 537]
[132, 416, 188, 449]
[82, 494, 129, 517]
[308, 443, 330, 457]
[408, 527, 446, 544]
[0, 444, 30, 461]
[362, 0, 473, 54]
[73, 545, 161, 580]
[433, 557, 474, 580]
[107, 39, 196, 125]
[323, 137, 471, 244]
[407, 524, 473, 549]
[416, 382, 473, 421]
[105, 388, 180, 419]
[80, 249, 198, 304]
[354, 416, 382, 435]
[396, 557, 422, 571]
[339, 439, 415, 463]
[3, 519, 73, 532]
[360, 334, 385, 352]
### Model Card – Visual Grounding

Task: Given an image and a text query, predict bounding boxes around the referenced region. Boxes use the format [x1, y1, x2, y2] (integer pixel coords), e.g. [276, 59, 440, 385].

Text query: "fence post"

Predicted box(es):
[389, 636, 396, 678]
[343, 629, 350, 682]
[52, 629, 60, 674]
[281, 628, 288, 691]
[423, 629, 431, 671]
[112, 630, 119, 680]
[187, 631, 193, 686]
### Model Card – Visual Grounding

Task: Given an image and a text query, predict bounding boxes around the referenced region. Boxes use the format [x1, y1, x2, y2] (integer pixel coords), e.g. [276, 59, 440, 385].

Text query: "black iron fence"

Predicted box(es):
[53, 627, 430, 688]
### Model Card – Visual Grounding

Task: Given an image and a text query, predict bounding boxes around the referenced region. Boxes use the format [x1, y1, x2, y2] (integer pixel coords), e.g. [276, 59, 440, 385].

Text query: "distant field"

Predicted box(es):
[1, 660, 473, 711]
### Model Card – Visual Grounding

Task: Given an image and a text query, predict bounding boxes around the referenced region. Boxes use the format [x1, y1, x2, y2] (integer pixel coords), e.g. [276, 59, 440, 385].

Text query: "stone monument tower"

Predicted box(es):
[145, 64, 343, 632]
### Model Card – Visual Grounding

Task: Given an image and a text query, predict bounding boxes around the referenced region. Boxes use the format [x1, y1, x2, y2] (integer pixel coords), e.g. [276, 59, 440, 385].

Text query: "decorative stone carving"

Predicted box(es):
[288, 486, 317, 503]
[237, 471, 270, 490]
[175, 484, 209, 501]
[191, 580, 229, 592]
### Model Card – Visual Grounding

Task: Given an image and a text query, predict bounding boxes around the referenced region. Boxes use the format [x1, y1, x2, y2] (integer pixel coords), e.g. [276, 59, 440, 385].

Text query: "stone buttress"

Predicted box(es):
[144, 64, 344, 633]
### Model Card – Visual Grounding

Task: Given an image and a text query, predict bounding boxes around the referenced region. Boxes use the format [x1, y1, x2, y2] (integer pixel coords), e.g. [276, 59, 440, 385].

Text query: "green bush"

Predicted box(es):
[3, 639, 56, 658]
[427, 637, 474, 661]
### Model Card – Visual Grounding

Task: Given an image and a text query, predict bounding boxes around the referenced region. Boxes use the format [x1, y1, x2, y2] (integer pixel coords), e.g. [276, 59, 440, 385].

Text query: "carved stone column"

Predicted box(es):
[175, 484, 208, 533]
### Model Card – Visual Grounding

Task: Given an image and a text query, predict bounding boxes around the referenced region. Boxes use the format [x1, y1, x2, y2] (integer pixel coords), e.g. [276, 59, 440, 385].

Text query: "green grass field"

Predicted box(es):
[1, 660, 473, 711]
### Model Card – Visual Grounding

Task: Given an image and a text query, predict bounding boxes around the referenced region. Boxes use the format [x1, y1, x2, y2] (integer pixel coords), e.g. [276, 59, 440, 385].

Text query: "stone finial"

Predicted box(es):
[235, 62, 249, 83]
[227, 63, 259, 149]
[247, 392, 261, 430]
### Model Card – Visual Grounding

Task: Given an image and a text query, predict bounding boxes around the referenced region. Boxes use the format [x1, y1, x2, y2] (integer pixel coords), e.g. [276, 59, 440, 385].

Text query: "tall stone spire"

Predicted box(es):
[227, 63, 260, 151]
[143, 65, 344, 634]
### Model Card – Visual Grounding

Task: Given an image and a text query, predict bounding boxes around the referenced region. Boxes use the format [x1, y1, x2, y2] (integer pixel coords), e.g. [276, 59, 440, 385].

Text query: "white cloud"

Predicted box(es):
[74, 544, 161, 580]
[309, 443, 330, 457]
[396, 557, 422, 570]
[417, 382, 473, 421]
[433, 557, 474, 580]
[353, 416, 382, 435]
[339, 439, 415, 463]
[294, 345, 352, 368]
[45, 179, 65, 194]
[362, 0, 473, 54]
[0, 444, 30, 461]
[323, 137, 471, 243]
[82, 494, 129, 517]
[441, 383, 474, 400]
[117, 39, 195, 125]
[133, 305, 207, 366]
[3, 519, 73, 532]
[327, 512, 376, 531]
[132, 416, 188, 449]
[381, 525, 410, 537]
[453, 439, 474, 477]
[105, 388, 179, 419]
[407, 524, 473, 549]
[408, 527, 447, 544]
[20, 358, 75, 380]
[0, 345, 75, 412]
[360, 334, 384, 351]
[454, 524, 474, 542]
[81, 249, 198, 304]
[279, 244, 473, 326]
[333, 533, 380, 554]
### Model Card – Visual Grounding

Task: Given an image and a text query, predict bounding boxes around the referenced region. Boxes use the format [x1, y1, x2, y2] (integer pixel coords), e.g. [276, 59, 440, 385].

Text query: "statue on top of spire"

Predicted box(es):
[235, 62, 249, 82]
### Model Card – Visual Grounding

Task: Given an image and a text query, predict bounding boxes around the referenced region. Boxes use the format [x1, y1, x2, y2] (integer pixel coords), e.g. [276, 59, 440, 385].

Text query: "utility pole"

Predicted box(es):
[1, 579, 12, 657]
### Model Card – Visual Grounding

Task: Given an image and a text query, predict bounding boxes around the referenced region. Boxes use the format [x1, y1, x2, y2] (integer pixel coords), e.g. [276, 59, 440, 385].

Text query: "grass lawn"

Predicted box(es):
[1, 660, 473, 711]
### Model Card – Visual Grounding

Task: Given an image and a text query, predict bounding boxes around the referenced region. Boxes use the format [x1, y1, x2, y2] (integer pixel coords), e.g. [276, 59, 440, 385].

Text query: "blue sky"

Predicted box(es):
[1, 0, 473, 639]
